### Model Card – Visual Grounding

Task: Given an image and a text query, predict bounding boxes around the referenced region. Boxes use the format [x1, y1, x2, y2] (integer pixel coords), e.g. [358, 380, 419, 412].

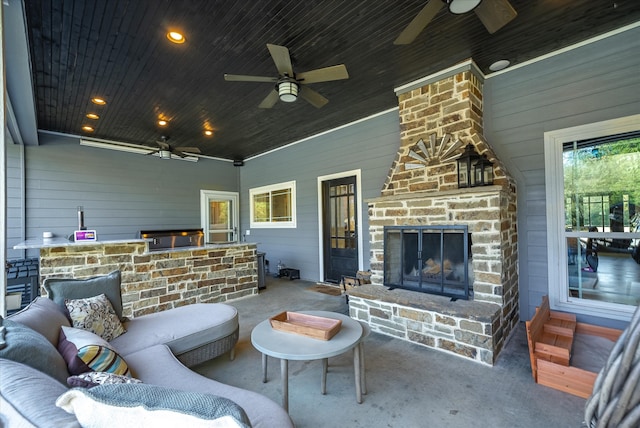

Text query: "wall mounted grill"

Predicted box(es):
[139, 229, 204, 251]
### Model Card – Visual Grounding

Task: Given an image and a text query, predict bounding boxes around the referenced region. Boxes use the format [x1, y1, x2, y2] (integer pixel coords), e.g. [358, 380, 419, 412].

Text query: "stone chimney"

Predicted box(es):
[349, 61, 519, 365]
[383, 60, 512, 197]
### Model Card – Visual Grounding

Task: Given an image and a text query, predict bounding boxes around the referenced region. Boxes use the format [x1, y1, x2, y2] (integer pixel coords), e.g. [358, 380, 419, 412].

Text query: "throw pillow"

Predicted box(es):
[65, 293, 126, 341]
[0, 319, 69, 384]
[67, 371, 143, 388]
[44, 270, 125, 321]
[58, 325, 131, 376]
[56, 383, 252, 428]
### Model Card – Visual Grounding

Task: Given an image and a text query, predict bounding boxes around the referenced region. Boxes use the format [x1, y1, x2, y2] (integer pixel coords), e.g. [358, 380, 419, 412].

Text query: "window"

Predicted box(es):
[250, 181, 296, 228]
[545, 115, 640, 321]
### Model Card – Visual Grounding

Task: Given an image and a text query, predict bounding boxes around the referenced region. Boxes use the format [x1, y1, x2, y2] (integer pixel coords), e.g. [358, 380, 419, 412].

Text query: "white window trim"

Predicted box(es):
[544, 114, 640, 321]
[249, 180, 297, 228]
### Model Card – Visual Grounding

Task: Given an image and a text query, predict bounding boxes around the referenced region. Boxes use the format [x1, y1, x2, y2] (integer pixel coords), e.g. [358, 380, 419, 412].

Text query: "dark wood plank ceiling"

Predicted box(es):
[24, 0, 640, 161]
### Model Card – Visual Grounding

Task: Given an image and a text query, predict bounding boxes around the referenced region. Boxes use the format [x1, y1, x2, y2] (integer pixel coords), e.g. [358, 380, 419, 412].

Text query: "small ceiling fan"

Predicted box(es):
[224, 43, 349, 108]
[148, 136, 201, 159]
[394, 0, 517, 45]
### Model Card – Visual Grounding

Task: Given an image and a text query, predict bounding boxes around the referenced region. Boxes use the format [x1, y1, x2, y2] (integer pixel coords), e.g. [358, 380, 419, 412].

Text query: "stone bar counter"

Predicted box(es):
[14, 239, 259, 318]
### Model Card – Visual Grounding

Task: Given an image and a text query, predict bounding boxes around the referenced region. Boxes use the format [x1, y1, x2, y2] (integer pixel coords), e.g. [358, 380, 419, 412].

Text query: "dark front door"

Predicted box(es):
[322, 176, 358, 282]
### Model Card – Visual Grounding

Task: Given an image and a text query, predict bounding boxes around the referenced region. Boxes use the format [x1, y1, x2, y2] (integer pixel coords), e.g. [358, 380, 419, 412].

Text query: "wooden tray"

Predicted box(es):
[269, 311, 342, 340]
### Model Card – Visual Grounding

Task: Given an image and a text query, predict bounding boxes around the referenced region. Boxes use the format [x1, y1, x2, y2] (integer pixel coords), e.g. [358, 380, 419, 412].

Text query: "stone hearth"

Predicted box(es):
[348, 61, 518, 365]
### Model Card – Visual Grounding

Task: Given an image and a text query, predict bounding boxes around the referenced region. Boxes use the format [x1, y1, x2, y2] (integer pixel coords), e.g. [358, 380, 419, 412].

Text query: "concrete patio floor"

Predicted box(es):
[195, 276, 587, 427]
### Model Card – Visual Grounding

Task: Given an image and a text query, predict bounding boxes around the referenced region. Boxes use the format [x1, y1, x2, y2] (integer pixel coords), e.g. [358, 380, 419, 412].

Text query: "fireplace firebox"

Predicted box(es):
[383, 225, 472, 300]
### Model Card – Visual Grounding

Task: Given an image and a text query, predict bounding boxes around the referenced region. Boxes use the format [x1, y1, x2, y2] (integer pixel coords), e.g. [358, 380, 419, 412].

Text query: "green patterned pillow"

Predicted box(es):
[68, 371, 143, 388]
[58, 325, 131, 376]
[65, 293, 125, 341]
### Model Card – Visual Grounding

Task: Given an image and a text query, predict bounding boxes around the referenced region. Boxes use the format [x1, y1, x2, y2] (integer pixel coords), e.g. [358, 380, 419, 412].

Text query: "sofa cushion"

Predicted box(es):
[58, 325, 131, 376]
[67, 371, 143, 388]
[65, 293, 126, 341]
[110, 303, 238, 357]
[6, 296, 71, 346]
[56, 383, 252, 428]
[44, 270, 125, 321]
[0, 359, 79, 428]
[125, 344, 294, 428]
[0, 319, 69, 384]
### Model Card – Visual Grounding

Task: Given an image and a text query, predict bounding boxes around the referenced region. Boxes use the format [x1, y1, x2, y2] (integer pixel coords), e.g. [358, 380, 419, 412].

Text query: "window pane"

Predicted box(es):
[253, 192, 271, 222]
[563, 135, 640, 306]
[271, 188, 291, 222]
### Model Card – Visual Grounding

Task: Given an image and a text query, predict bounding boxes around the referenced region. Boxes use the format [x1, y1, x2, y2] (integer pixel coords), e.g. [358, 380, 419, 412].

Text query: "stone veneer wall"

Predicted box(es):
[351, 63, 519, 365]
[39, 242, 258, 318]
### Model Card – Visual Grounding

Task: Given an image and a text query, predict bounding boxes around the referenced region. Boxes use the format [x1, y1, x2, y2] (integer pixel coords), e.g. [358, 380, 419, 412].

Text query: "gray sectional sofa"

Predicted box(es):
[0, 271, 293, 427]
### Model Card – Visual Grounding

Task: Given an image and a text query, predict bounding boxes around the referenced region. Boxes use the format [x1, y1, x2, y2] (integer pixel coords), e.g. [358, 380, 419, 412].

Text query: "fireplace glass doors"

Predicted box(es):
[384, 225, 471, 299]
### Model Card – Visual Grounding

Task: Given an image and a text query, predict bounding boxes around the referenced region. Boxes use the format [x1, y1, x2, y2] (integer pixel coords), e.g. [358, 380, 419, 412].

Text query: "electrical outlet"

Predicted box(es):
[245, 230, 250, 235]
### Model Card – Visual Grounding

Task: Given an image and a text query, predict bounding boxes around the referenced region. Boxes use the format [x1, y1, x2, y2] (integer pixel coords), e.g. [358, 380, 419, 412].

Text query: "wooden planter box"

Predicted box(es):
[525, 296, 622, 398]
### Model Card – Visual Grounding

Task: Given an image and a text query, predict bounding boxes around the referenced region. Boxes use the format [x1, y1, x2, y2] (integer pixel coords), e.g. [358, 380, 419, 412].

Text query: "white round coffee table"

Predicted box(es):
[251, 310, 364, 411]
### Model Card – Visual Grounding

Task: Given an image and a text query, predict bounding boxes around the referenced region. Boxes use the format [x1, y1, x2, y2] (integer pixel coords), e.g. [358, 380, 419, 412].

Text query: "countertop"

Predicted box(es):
[13, 238, 255, 251]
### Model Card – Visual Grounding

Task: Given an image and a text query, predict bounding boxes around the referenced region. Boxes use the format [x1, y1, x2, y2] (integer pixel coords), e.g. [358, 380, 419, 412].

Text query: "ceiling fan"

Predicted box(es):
[79, 137, 201, 162]
[224, 43, 349, 108]
[148, 136, 201, 159]
[394, 0, 517, 45]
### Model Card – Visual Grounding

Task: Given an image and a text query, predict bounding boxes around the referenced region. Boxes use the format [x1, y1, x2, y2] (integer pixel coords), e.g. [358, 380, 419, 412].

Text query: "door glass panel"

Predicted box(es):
[209, 200, 233, 242]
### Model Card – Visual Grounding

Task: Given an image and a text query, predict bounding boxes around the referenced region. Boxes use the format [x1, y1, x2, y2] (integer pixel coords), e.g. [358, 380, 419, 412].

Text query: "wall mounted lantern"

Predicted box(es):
[474, 154, 494, 186]
[457, 144, 480, 188]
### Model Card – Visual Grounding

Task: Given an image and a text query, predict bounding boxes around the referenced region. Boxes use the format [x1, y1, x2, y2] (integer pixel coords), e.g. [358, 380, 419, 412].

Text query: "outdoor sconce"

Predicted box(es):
[457, 144, 480, 188]
[474, 154, 494, 186]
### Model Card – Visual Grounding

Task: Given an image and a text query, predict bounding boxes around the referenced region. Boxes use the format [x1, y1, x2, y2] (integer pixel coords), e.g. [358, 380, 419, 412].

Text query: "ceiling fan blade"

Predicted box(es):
[224, 74, 278, 83]
[474, 0, 517, 34]
[156, 141, 170, 150]
[259, 89, 280, 109]
[299, 86, 328, 108]
[174, 147, 201, 154]
[394, 0, 444, 45]
[296, 64, 349, 84]
[267, 44, 294, 77]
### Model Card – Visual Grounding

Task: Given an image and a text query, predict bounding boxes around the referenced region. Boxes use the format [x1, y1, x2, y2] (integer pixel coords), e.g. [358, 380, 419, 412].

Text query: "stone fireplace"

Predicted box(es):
[347, 61, 518, 365]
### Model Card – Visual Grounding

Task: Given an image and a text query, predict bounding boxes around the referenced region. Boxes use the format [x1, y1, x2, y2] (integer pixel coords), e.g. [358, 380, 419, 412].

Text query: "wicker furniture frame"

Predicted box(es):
[176, 326, 239, 367]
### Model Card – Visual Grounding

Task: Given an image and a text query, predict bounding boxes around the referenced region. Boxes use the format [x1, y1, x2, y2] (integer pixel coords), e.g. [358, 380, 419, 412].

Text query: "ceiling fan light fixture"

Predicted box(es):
[166, 31, 185, 44]
[159, 149, 172, 159]
[446, 0, 482, 15]
[278, 80, 299, 102]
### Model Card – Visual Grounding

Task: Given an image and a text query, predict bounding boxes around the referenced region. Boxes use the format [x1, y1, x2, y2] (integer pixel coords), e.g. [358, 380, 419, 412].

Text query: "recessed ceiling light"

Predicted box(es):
[91, 97, 106, 105]
[204, 130, 213, 136]
[82, 126, 94, 132]
[86, 113, 100, 120]
[489, 59, 511, 72]
[167, 31, 186, 44]
[158, 119, 168, 126]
